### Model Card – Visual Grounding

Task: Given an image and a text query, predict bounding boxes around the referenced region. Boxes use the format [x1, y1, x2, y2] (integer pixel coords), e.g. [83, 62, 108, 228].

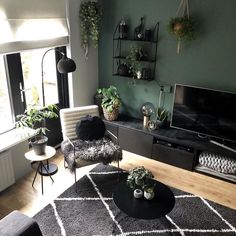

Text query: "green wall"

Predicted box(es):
[98, 0, 236, 119]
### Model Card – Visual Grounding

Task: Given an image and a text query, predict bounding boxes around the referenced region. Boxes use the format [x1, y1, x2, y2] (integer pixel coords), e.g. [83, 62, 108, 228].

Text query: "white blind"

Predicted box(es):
[0, 0, 69, 54]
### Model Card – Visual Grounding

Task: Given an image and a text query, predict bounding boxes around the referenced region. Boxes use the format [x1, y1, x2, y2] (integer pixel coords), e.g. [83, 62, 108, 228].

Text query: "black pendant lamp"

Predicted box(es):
[57, 54, 76, 73]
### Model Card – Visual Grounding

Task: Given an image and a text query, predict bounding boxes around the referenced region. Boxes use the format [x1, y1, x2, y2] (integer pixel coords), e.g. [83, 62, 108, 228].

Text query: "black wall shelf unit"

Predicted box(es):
[112, 22, 159, 81]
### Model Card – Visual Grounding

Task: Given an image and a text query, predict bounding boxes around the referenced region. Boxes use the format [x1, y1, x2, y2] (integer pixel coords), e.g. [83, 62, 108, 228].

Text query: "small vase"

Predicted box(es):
[136, 70, 142, 79]
[144, 191, 155, 200]
[133, 189, 143, 199]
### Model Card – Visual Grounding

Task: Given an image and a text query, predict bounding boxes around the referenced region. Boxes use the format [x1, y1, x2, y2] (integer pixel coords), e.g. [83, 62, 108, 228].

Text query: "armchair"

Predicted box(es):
[60, 105, 122, 191]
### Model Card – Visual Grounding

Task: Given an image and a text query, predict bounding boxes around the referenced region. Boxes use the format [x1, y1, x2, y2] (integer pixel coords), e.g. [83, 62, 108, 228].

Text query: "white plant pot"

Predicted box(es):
[144, 191, 155, 200]
[136, 71, 142, 79]
[133, 189, 143, 199]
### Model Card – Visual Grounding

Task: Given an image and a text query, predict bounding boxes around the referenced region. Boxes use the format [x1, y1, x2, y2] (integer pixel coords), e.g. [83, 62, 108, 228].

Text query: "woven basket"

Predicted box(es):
[103, 107, 119, 121]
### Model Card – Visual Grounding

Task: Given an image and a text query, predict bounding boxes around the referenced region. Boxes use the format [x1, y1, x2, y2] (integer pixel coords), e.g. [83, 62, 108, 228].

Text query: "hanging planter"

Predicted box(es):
[79, 1, 102, 59]
[167, 0, 196, 54]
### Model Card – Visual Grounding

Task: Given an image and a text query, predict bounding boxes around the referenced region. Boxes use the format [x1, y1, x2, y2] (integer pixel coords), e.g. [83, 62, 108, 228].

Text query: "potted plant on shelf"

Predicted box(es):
[98, 86, 121, 121]
[16, 104, 58, 155]
[126, 46, 146, 79]
[127, 166, 156, 200]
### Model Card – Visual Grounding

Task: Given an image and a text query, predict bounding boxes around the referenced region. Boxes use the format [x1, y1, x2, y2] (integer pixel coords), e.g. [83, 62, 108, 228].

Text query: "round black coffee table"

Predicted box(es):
[113, 180, 175, 219]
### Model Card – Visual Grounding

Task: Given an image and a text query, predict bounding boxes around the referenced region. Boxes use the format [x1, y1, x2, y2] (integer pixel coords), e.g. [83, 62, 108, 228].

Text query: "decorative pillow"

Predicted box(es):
[76, 115, 105, 141]
[199, 152, 236, 174]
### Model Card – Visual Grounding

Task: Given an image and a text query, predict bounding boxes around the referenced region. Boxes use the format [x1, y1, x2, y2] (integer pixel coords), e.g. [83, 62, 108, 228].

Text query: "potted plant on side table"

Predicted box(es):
[98, 85, 122, 121]
[16, 104, 58, 155]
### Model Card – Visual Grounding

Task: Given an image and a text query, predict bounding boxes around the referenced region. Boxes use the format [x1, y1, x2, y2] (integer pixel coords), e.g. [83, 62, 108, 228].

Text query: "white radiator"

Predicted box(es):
[0, 150, 15, 191]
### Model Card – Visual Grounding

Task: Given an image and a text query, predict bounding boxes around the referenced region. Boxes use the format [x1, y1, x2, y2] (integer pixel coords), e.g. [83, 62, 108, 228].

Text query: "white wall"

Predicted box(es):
[67, 0, 99, 107]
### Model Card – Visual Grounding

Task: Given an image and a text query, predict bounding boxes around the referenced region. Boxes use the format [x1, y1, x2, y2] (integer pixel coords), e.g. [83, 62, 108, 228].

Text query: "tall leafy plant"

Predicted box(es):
[16, 104, 58, 136]
[79, 1, 102, 59]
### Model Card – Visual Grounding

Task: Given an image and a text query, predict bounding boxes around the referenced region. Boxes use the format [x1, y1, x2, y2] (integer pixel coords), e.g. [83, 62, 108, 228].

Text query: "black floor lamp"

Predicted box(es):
[40, 48, 76, 175]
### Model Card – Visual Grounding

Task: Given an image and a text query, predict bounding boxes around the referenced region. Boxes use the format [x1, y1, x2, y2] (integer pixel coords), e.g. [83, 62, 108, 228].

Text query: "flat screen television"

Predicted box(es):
[171, 84, 236, 143]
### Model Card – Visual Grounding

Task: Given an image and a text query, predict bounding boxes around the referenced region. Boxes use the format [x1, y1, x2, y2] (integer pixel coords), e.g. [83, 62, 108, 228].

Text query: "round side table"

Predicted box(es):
[25, 146, 57, 194]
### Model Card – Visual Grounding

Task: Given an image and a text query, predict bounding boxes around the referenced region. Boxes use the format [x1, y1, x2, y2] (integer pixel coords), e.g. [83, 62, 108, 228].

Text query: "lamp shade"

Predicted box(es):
[57, 55, 76, 73]
[141, 102, 155, 117]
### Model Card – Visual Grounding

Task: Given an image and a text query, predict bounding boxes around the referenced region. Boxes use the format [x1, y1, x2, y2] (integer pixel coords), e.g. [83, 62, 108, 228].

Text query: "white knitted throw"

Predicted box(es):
[199, 152, 236, 174]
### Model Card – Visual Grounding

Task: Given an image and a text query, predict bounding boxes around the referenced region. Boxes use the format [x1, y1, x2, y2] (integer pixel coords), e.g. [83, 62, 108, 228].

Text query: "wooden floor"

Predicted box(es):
[0, 150, 235, 220]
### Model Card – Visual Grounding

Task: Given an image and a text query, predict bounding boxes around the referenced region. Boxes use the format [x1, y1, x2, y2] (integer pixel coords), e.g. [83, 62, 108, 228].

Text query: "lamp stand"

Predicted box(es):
[143, 115, 150, 128]
[40, 48, 76, 175]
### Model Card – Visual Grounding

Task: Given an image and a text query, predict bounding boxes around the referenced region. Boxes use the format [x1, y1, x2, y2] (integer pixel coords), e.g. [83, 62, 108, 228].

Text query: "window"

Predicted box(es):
[0, 56, 14, 134]
[0, 46, 69, 146]
[21, 48, 59, 107]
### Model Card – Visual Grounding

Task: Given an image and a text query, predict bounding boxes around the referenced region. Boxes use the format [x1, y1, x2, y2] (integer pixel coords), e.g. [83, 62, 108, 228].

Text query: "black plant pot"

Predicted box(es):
[30, 135, 48, 155]
[94, 94, 103, 116]
[117, 63, 129, 76]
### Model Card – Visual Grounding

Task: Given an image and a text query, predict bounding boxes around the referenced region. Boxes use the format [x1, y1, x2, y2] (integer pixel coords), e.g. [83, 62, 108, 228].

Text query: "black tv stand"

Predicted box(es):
[103, 114, 236, 184]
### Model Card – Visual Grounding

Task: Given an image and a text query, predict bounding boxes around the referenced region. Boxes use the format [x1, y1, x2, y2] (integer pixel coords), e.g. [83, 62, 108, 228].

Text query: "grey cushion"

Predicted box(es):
[0, 210, 43, 236]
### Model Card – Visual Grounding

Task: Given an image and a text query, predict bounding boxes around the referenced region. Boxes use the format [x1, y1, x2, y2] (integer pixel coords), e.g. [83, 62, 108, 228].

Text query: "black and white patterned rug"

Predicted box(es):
[34, 164, 236, 236]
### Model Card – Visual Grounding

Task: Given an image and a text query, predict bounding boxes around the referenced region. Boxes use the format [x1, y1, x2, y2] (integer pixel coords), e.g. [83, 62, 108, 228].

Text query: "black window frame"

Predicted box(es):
[2, 46, 69, 145]
[5, 46, 69, 120]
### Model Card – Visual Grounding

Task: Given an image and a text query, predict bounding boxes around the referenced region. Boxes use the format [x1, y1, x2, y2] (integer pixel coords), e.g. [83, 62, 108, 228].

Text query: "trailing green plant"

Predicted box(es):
[16, 104, 58, 135]
[127, 166, 155, 190]
[79, 1, 102, 58]
[168, 16, 196, 41]
[156, 107, 169, 122]
[97, 86, 121, 113]
[168, 0, 197, 54]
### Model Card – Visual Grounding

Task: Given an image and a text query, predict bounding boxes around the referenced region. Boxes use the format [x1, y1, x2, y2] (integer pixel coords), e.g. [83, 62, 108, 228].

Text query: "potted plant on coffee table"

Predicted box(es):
[98, 85, 121, 121]
[16, 104, 58, 155]
[127, 166, 156, 199]
[143, 178, 156, 200]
